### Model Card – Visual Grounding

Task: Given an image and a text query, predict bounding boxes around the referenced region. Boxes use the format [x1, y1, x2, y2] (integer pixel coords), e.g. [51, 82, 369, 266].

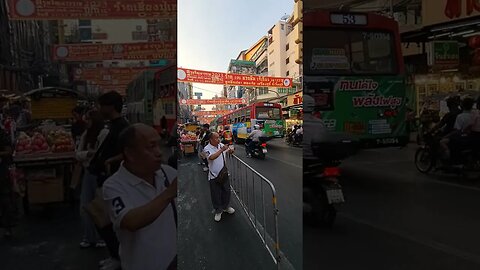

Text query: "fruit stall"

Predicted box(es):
[180, 133, 198, 156]
[13, 87, 80, 208]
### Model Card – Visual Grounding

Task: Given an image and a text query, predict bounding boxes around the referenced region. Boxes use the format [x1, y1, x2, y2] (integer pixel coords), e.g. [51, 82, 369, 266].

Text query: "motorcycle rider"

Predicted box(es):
[221, 126, 233, 145]
[246, 124, 263, 158]
[302, 95, 329, 164]
[295, 124, 303, 143]
[431, 96, 461, 137]
[440, 97, 475, 162]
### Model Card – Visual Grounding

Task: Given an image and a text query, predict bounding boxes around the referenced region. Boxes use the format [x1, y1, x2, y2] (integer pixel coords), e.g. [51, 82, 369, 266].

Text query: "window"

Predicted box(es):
[255, 107, 281, 119]
[286, 71, 290, 77]
[304, 28, 396, 75]
[286, 57, 290, 65]
[281, 24, 285, 30]
[286, 43, 290, 51]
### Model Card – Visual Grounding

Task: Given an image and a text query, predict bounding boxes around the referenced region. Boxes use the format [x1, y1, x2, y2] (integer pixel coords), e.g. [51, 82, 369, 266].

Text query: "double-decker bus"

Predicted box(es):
[303, 11, 408, 147]
[126, 65, 176, 134]
[218, 102, 285, 142]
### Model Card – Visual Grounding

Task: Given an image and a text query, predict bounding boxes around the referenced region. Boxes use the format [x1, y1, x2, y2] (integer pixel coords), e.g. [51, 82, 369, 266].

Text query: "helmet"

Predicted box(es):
[303, 95, 315, 113]
[254, 124, 260, 130]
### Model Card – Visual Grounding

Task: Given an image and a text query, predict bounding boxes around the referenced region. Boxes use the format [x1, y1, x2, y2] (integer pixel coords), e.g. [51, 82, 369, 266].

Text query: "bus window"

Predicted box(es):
[304, 28, 396, 75]
[256, 107, 281, 119]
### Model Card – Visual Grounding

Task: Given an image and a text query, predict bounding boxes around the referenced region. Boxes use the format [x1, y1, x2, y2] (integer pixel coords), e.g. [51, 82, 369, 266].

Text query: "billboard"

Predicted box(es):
[177, 68, 293, 88]
[7, 0, 176, 20]
[180, 98, 246, 105]
[53, 42, 176, 61]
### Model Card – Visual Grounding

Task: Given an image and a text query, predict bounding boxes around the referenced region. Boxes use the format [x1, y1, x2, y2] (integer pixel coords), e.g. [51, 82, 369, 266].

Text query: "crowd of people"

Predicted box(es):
[71, 91, 178, 270]
[0, 91, 178, 270]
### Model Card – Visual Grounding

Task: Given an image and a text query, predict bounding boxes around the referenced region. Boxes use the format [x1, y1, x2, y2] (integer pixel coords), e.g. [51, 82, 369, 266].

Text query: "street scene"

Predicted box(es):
[0, 1, 177, 270]
[177, 0, 302, 269]
[304, 0, 480, 269]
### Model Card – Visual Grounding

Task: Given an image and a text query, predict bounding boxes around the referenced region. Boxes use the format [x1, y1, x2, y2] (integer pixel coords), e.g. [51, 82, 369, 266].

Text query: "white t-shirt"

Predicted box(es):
[454, 111, 475, 132]
[471, 110, 480, 132]
[249, 130, 263, 142]
[103, 164, 177, 270]
[204, 143, 226, 181]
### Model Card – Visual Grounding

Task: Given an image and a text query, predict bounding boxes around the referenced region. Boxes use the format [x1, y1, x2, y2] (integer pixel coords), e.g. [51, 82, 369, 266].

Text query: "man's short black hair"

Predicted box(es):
[98, 91, 123, 113]
[203, 124, 210, 129]
[118, 125, 137, 155]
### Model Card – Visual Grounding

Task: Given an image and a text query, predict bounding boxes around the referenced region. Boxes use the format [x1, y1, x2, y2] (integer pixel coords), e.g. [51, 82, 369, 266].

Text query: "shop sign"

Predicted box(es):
[53, 41, 176, 62]
[192, 110, 231, 116]
[287, 92, 303, 107]
[73, 67, 156, 82]
[7, 0, 176, 20]
[430, 41, 459, 69]
[180, 98, 246, 105]
[422, 0, 480, 26]
[177, 68, 293, 88]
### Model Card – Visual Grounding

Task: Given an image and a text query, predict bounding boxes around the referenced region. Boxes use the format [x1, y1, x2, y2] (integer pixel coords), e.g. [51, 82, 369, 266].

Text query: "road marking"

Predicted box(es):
[340, 213, 480, 265]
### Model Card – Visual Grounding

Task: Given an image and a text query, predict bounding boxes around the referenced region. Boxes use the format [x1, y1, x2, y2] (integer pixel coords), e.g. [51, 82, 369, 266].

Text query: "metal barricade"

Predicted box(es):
[226, 153, 281, 268]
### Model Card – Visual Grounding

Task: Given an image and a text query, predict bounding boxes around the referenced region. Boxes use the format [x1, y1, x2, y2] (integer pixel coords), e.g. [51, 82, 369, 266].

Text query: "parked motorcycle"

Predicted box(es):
[245, 137, 267, 159]
[415, 130, 480, 178]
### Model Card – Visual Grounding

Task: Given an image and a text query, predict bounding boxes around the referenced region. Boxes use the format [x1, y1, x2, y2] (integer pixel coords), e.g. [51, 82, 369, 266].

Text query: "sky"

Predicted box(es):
[178, 0, 294, 101]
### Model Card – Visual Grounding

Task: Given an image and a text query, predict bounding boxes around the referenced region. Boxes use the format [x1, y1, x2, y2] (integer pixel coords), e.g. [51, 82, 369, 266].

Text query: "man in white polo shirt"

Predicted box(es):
[103, 124, 177, 270]
[204, 132, 235, 222]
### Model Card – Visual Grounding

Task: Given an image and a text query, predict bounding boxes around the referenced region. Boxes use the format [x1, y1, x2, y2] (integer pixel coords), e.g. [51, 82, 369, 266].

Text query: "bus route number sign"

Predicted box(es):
[330, 13, 367, 26]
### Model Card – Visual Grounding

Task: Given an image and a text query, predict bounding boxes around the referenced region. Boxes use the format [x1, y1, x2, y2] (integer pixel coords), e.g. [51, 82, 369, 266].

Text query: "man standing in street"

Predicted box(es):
[204, 132, 235, 222]
[88, 91, 130, 270]
[103, 124, 177, 270]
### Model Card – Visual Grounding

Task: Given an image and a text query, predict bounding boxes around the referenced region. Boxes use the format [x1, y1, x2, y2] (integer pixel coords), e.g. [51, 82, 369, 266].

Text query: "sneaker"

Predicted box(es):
[100, 258, 121, 270]
[223, 207, 235, 214]
[214, 212, 222, 222]
[79, 240, 91, 248]
[203, 167, 209, 172]
[95, 240, 106, 248]
[98, 258, 112, 267]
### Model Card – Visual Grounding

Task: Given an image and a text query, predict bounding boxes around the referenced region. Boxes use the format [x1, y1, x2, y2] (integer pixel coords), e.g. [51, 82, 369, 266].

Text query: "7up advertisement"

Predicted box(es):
[304, 76, 408, 147]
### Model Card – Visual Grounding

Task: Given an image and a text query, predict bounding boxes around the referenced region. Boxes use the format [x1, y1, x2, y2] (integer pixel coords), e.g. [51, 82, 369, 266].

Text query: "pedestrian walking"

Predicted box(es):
[204, 132, 235, 222]
[76, 110, 109, 248]
[88, 91, 130, 270]
[103, 124, 177, 270]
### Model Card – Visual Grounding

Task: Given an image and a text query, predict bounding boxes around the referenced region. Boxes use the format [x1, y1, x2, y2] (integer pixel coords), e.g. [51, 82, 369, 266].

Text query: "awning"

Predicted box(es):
[402, 16, 480, 43]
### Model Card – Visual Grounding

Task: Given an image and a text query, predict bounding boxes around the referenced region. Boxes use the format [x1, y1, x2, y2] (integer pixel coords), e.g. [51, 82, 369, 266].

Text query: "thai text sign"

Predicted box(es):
[177, 68, 293, 88]
[73, 67, 159, 85]
[180, 98, 245, 105]
[53, 42, 176, 61]
[431, 41, 459, 69]
[7, 0, 176, 20]
[192, 110, 231, 116]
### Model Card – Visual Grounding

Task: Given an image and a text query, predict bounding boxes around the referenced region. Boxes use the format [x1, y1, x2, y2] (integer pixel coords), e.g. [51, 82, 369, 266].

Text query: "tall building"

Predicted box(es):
[177, 82, 194, 123]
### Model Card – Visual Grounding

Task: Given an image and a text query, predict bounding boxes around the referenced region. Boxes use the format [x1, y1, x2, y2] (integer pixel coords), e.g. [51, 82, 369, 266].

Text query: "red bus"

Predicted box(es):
[218, 102, 285, 142]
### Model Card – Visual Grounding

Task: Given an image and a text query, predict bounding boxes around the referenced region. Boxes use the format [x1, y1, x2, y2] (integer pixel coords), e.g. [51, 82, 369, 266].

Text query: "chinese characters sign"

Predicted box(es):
[53, 42, 176, 61]
[177, 68, 293, 88]
[7, 0, 177, 20]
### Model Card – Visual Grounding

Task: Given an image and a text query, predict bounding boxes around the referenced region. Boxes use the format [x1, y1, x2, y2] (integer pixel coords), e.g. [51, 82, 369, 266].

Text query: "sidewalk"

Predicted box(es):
[0, 203, 107, 270]
[177, 156, 277, 270]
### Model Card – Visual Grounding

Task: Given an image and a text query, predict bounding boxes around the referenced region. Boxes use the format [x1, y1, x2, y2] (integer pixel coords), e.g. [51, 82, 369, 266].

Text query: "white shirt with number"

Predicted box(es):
[204, 143, 226, 181]
[103, 164, 177, 270]
[454, 111, 475, 132]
